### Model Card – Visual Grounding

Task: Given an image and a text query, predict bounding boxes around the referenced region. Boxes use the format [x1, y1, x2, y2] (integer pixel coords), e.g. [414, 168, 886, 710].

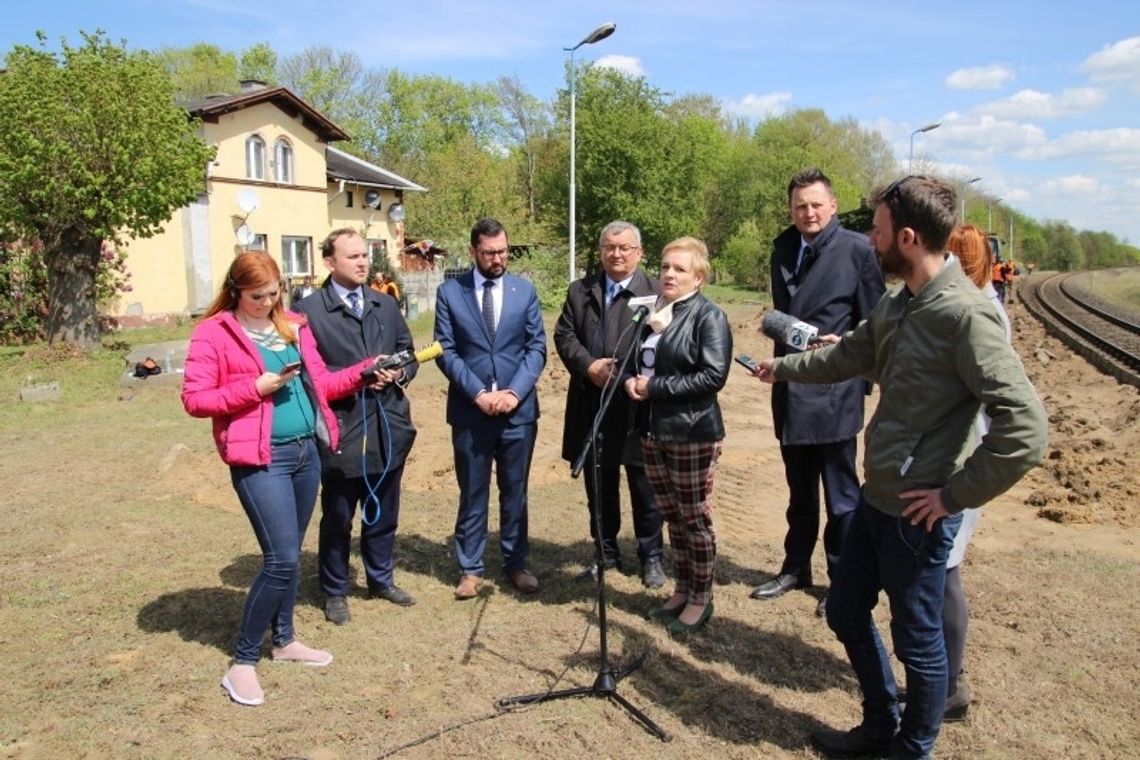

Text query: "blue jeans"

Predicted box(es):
[229, 437, 321, 664]
[825, 495, 962, 759]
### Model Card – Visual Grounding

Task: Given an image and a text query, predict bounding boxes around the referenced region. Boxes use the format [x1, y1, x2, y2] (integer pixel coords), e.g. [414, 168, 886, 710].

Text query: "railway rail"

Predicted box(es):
[1019, 271, 1140, 388]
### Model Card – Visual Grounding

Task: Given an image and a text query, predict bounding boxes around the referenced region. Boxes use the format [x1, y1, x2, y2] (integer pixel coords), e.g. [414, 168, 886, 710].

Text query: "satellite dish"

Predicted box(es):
[236, 224, 255, 246]
[388, 202, 406, 222]
[364, 189, 382, 209]
[237, 188, 261, 214]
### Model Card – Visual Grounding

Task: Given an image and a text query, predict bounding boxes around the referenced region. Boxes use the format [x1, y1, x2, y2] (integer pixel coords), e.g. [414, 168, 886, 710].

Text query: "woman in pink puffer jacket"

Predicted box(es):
[182, 252, 375, 707]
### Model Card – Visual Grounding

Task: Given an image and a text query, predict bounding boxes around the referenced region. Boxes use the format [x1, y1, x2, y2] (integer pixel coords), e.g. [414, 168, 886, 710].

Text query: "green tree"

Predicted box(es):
[0, 31, 215, 345]
[494, 75, 552, 224]
[238, 42, 277, 85]
[278, 47, 386, 152]
[154, 42, 238, 101]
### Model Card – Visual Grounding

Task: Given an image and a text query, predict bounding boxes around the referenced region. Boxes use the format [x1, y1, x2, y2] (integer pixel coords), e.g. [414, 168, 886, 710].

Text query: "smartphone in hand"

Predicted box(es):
[280, 360, 302, 373]
[734, 354, 759, 372]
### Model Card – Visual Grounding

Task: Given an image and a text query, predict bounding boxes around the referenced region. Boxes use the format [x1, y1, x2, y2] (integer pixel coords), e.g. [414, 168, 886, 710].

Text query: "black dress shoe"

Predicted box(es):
[809, 725, 891, 759]
[371, 584, 417, 607]
[750, 573, 811, 600]
[641, 557, 667, 589]
[324, 595, 351, 625]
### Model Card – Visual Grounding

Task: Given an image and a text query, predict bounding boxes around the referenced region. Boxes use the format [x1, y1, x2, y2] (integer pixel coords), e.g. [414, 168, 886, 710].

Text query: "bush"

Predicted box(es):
[0, 241, 49, 344]
[718, 220, 770, 292]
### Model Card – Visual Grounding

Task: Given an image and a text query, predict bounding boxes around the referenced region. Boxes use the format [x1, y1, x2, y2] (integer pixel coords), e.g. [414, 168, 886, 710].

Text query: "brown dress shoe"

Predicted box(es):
[454, 574, 484, 600]
[510, 569, 538, 594]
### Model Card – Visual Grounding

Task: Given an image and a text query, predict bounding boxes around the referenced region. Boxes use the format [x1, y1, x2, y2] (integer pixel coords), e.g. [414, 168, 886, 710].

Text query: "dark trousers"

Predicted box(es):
[826, 496, 962, 759]
[779, 438, 860, 581]
[583, 462, 663, 566]
[452, 421, 536, 577]
[318, 464, 405, 596]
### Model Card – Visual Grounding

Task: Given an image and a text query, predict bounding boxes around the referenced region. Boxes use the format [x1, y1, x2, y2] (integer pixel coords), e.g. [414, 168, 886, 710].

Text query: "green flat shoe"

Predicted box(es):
[667, 602, 714, 635]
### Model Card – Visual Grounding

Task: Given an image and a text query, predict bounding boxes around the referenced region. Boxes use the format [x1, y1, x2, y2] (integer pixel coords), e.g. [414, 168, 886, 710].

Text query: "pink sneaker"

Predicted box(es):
[271, 640, 334, 667]
[221, 664, 264, 706]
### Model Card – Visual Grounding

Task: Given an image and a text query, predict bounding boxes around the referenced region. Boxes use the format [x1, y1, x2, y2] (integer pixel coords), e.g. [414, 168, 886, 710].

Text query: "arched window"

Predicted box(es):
[245, 135, 266, 180]
[273, 138, 294, 184]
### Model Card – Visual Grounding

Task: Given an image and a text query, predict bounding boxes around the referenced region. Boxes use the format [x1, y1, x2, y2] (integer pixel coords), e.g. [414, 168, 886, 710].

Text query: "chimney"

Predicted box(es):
[239, 79, 268, 93]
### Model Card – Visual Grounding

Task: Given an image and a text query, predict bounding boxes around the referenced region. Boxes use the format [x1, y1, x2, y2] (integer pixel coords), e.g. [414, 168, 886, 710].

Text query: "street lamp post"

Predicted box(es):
[566, 22, 616, 283]
[988, 197, 1002, 232]
[908, 122, 940, 173]
[960, 177, 981, 221]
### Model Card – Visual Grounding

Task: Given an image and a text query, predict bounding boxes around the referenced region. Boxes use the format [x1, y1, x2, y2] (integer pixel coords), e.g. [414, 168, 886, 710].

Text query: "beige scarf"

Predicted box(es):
[646, 290, 699, 333]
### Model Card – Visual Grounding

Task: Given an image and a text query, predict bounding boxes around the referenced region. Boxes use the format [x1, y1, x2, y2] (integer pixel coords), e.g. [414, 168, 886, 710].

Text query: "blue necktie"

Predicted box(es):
[347, 291, 362, 317]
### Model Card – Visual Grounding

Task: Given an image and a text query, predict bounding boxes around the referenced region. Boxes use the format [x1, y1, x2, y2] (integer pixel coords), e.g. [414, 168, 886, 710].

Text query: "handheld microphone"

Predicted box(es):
[760, 310, 819, 352]
[361, 340, 443, 377]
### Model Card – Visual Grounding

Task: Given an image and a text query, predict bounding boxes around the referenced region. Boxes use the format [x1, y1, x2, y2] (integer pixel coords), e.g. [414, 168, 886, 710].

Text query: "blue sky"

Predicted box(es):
[4, 1, 1139, 245]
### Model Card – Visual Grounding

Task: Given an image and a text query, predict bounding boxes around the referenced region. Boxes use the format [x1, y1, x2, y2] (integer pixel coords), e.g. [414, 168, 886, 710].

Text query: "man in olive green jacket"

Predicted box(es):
[753, 175, 1047, 760]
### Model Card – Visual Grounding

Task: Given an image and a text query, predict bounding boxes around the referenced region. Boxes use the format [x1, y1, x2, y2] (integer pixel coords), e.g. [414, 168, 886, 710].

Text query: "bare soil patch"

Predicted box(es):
[1, 299, 1137, 759]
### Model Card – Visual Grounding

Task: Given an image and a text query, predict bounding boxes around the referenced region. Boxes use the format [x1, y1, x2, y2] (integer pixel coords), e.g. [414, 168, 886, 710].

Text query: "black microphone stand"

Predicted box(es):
[498, 308, 669, 741]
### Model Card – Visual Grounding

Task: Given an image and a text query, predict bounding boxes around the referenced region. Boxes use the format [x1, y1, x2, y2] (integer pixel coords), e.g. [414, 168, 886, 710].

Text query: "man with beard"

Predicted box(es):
[751, 168, 884, 618]
[750, 175, 1047, 759]
[295, 228, 419, 625]
[433, 218, 547, 599]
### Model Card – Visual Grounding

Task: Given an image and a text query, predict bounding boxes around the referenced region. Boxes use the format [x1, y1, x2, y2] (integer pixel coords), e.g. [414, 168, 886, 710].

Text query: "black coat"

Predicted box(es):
[554, 269, 661, 465]
[769, 216, 885, 445]
[294, 284, 417, 478]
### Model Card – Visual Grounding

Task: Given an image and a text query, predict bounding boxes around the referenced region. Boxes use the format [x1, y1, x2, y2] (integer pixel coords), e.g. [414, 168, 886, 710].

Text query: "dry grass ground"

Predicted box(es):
[1, 297, 1138, 759]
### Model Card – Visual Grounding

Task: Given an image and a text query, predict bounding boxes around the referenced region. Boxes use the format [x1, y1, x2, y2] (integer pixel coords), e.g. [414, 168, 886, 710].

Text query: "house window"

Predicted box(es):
[245, 135, 266, 180]
[281, 236, 312, 276]
[250, 234, 267, 252]
[368, 239, 388, 267]
[273, 138, 294, 184]
[346, 191, 354, 208]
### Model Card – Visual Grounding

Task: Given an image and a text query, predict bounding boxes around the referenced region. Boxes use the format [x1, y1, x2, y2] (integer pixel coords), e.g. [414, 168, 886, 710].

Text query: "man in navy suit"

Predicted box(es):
[751, 168, 885, 616]
[433, 218, 547, 599]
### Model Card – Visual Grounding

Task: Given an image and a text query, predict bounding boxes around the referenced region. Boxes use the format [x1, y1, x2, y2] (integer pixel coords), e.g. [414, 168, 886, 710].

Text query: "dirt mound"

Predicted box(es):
[1011, 308, 1140, 526]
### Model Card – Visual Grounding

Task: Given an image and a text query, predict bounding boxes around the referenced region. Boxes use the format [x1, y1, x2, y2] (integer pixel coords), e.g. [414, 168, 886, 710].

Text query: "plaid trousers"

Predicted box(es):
[641, 438, 722, 605]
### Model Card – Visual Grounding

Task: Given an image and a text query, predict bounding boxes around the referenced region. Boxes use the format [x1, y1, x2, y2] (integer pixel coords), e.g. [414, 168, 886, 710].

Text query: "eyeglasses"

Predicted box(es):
[477, 247, 509, 259]
[882, 175, 915, 203]
[601, 243, 640, 255]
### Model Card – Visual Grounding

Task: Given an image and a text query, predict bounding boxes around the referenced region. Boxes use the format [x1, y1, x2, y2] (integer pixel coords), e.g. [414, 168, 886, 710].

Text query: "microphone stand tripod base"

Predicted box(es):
[497, 326, 670, 742]
[496, 638, 669, 741]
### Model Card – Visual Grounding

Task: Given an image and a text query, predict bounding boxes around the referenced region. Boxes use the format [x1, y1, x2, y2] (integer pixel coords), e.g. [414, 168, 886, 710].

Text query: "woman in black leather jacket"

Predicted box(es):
[623, 237, 732, 634]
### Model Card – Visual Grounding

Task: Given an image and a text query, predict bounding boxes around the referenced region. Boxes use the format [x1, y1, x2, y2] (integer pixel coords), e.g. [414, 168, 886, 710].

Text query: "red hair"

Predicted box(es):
[203, 251, 303, 343]
[947, 224, 991, 289]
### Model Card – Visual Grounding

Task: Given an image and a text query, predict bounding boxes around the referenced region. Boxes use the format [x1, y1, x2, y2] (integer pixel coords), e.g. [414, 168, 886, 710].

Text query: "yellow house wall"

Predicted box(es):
[111, 100, 413, 318]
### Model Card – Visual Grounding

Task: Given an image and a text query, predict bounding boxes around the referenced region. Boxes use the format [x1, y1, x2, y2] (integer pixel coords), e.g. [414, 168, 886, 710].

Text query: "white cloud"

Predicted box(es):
[592, 55, 645, 78]
[722, 92, 792, 120]
[975, 88, 1106, 120]
[1080, 35, 1140, 88]
[1127, 178, 1140, 190]
[1015, 128, 1140, 160]
[945, 64, 1014, 91]
[1039, 175, 1100, 195]
[928, 114, 1049, 159]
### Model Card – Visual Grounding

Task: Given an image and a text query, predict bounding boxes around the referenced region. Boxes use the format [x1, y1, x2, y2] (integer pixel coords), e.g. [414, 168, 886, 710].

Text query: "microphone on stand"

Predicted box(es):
[361, 340, 443, 377]
[627, 295, 656, 324]
[760, 310, 819, 352]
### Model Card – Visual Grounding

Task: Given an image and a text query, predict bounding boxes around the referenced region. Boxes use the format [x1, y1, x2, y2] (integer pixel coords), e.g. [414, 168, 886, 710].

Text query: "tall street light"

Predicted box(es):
[909, 122, 940, 172]
[960, 177, 981, 221]
[988, 197, 1002, 232]
[566, 21, 617, 283]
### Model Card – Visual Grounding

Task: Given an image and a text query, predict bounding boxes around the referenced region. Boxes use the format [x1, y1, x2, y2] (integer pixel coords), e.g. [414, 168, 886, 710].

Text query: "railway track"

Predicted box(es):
[1019, 271, 1140, 388]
